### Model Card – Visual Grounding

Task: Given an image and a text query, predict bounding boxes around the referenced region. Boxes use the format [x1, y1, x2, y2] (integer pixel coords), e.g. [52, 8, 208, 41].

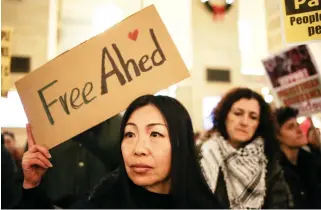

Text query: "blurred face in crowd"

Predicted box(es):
[4, 133, 16, 154]
[308, 128, 321, 148]
[121, 105, 171, 194]
[278, 118, 307, 148]
[225, 98, 260, 148]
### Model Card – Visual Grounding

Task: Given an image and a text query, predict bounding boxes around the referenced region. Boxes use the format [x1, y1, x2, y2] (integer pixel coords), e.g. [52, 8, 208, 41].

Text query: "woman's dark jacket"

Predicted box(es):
[16, 168, 222, 209]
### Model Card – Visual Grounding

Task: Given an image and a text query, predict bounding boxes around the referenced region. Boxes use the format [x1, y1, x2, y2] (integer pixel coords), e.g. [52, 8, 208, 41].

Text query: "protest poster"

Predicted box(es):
[1, 27, 13, 97]
[15, 5, 190, 149]
[262, 45, 321, 116]
[280, 0, 321, 44]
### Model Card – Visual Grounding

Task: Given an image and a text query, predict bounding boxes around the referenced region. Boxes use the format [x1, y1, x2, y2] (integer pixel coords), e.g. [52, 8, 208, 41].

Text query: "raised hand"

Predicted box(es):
[22, 124, 53, 189]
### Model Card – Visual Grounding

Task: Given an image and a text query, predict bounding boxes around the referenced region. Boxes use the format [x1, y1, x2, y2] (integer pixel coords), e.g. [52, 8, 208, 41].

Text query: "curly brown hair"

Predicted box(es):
[212, 87, 279, 161]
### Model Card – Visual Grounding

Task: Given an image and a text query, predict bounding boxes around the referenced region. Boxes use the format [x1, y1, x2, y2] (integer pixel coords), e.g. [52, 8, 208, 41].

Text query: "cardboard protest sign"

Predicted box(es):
[262, 45, 321, 116]
[280, 0, 321, 45]
[1, 27, 13, 97]
[15, 5, 190, 149]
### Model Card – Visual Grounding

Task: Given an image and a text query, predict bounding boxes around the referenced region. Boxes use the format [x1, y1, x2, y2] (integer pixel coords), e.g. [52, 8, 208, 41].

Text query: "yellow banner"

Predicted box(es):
[281, 0, 321, 44]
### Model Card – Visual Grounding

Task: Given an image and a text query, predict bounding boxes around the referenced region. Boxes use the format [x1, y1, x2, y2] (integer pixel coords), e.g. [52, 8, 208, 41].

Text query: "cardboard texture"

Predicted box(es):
[15, 5, 190, 149]
[281, 0, 321, 44]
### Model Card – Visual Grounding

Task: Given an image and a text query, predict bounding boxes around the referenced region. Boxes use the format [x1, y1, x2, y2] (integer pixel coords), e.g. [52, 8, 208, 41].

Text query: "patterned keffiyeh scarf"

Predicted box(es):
[200, 134, 268, 209]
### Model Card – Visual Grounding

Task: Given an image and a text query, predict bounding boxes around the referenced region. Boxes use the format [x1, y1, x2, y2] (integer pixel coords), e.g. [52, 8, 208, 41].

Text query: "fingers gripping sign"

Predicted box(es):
[22, 124, 53, 189]
[26, 123, 36, 148]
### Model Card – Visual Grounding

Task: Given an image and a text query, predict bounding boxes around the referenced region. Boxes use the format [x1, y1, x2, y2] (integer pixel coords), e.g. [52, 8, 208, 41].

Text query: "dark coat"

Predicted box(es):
[36, 115, 122, 208]
[16, 169, 124, 209]
[2, 145, 21, 208]
[16, 168, 222, 209]
[279, 149, 321, 209]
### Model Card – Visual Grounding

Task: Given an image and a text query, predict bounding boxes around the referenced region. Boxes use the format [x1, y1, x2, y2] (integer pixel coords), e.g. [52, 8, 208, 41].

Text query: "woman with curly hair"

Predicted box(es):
[200, 87, 293, 209]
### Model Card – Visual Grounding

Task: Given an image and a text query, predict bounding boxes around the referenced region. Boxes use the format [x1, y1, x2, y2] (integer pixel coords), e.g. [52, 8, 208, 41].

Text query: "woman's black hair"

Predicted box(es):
[212, 87, 279, 162]
[118, 95, 219, 208]
[274, 106, 299, 129]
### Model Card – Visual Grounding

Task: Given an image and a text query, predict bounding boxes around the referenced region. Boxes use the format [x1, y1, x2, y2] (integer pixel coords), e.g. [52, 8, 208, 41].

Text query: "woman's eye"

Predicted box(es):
[124, 132, 135, 138]
[234, 112, 242, 116]
[150, 132, 164, 138]
[250, 116, 258, 120]
[288, 125, 295, 130]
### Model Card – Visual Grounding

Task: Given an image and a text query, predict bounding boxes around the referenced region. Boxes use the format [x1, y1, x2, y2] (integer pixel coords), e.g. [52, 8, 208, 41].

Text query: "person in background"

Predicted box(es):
[2, 131, 24, 171]
[2, 130, 25, 206]
[307, 126, 321, 155]
[33, 114, 123, 208]
[1, 134, 20, 208]
[16, 95, 221, 208]
[3, 131, 16, 155]
[200, 87, 292, 209]
[275, 107, 321, 209]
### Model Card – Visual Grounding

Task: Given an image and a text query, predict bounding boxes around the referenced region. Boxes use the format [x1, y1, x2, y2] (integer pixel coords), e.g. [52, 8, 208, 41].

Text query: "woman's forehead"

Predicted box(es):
[231, 98, 260, 113]
[127, 105, 167, 125]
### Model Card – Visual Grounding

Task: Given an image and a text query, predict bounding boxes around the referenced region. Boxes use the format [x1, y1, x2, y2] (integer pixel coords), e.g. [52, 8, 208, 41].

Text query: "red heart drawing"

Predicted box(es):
[128, 29, 139, 41]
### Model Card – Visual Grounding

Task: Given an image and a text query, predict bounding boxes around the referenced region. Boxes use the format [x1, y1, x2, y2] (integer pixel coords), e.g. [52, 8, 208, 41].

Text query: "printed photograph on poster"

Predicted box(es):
[262, 45, 321, 116]
[262, 45, 318, 88]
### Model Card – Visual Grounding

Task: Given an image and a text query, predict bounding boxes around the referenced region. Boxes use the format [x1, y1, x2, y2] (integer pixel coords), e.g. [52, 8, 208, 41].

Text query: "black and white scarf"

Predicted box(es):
[200, 134, 267, 209]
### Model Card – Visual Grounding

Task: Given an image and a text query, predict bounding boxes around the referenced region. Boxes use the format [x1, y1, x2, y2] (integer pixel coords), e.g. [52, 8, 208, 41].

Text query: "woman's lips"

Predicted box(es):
[236, 128, 248, 134]
[130, 164, 153, 173]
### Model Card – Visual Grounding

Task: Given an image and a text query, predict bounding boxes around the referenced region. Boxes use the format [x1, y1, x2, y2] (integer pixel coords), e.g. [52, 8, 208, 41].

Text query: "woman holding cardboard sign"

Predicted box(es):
[17, 95, 222, 209]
